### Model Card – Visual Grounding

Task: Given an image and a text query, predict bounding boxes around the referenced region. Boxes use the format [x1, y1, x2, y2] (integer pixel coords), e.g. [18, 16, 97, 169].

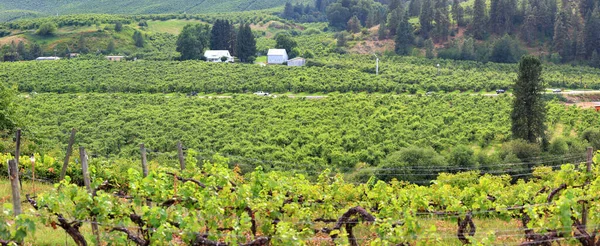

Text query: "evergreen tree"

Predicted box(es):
[378, 19, 387, 40]
[425, 38, 435, 58]
[336, 32, 347, 47]
[460, 38, 475, 60]
[176, 24, 211, 60]
[552, 11, 570, 61]
[283, 2, 295, 19]
[115, 22, 123, 32]
[387, 7, 402, 36]
[521, 11, 536, 45]
[434, 0, 450, 41]
[78, 36, 89, 54]
[389, 0, 401, 11]
[511, 56, 546, 144]
[395, 10, 415, 55]
[469, 0, 487, 39]
[451, 0, 464, 27]
[236, 23, 256, 63]
[591, 50, 600, 68]
[133, 31, 144, 47]
[16, 41, 26, 60]
[583, 9, 600, 58]
[107, 40, 116, 54]
[347, 15, 362, 33]
[29, 43, 42, 59]
[419, 0, 434, 38]
[210, 20, 234, 52]
[408, 0, 421, 17]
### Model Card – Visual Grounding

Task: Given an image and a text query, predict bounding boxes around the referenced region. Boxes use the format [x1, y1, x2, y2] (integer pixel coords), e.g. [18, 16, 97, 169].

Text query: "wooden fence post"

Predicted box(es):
[8, 160, 21, 216]
[177, 141, 185, 170]
[140, 144, 148, 177]
[15, 129, 21, 190]
[79, 147, 101, 245]
[582, 147, 594, 230]
[60, 128, 77, 181]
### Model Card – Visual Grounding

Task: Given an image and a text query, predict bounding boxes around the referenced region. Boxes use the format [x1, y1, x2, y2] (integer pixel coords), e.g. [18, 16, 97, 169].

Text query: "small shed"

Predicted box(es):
[267, 49, 288, 64]
[106, 56, 125, 61]
[204, 50, 234, 63]
[35, 57, 61, 61]
[287, 57, 306, 67]
[595, 103, 600, 112]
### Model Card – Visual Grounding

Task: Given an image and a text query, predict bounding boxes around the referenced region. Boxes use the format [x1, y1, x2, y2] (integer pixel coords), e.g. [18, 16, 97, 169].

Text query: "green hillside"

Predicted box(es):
[0, 0, 311, 19]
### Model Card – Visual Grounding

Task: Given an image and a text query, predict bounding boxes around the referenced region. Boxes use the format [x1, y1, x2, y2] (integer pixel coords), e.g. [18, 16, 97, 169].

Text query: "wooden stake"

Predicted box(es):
[60, 128, 77, 181]
[8, 160, 21, 216]
[177, 141, 185, 170]
[15, 129, 22, 190]
[140, 144, 148, 177]
[79, 147, 100, 245]
[582, 147, 594, 231]
[31, 155, 36, 197]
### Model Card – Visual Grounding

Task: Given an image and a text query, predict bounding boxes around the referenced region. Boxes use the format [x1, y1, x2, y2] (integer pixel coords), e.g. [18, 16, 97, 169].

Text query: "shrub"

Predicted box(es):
[36, 22, 57, 36]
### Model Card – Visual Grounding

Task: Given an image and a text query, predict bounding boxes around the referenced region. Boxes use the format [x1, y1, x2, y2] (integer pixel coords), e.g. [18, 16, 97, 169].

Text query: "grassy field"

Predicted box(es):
[144, 19, 206, 35]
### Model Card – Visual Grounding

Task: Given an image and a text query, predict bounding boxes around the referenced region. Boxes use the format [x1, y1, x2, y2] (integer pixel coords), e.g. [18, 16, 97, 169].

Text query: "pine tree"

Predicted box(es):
[133, 31, 144, 47]
[16, 41, 26, 60]
[419, 0, 434, 38]
[583, 9, 600, 59]
[425, 38, 435, 58]
[552, 11, 569, 61]
[283, 2, 295, 19]
[107, 40, 116, 54]
[389, 0, 402, 11]
[590, 50, 600, 68]
[434, 0, 450, 41]
[470, 0, 487, 39]
[387, 7, 402, 36]
[78, 36, 89, 54]
[408, 0, 421, 17]
[29, 43, 42, 60]
[210, 20, 234, 51]
[460, 38, 475, 60]
[236, 23, 256, 63]
[511, 56, 546, 144]
[395, 10, 415, 55]
[347, 15, 362, 33]
[115, 22, 123, 32]
[378, 19, 387, 40]
[451, 0, 464, 27]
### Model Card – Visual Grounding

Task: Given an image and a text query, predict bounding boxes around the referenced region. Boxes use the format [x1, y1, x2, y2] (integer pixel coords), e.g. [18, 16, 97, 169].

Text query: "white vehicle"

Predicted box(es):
[254, 91, 270, 96]
[552, 89, 562, 93]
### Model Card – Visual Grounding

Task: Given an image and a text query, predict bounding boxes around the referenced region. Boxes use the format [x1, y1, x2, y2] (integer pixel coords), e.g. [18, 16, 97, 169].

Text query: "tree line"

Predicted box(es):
[176, 20, 257, 62]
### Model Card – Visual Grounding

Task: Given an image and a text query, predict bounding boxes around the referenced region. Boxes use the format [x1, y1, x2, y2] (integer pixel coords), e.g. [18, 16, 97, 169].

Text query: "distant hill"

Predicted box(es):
[0, 0, 311, 21]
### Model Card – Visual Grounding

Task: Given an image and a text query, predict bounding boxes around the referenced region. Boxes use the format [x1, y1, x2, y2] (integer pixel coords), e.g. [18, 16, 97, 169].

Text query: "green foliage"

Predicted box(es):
[490, 35, 524, 64]
[581, 128, 600, 150]
[114, 22, 123, 32]
[133, 30, 144, 48]
[511, 56, 547, 144]
[176, 24, 210, 60]
[275, 34, 298, 58]
[0, 83, 17, 131]
[394, 10, 414, 56]
[377, 146, 446, 182]
[209, 19, 235, 53]
[35, 22, 57, 36]
[236, 23, 256, 63]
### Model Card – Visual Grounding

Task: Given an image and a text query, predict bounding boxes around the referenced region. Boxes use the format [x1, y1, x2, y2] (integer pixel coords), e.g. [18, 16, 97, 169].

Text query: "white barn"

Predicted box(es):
[287, 57, 306, 67]
[267, 49, 288, 64]
[204, 50, 234, 63]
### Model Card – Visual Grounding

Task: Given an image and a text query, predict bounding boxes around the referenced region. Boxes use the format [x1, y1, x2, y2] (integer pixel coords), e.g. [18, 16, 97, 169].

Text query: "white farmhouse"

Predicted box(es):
[287, 57, 306, 67]
[204, 50, 234, 63]
[267, 49, 288, 64]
